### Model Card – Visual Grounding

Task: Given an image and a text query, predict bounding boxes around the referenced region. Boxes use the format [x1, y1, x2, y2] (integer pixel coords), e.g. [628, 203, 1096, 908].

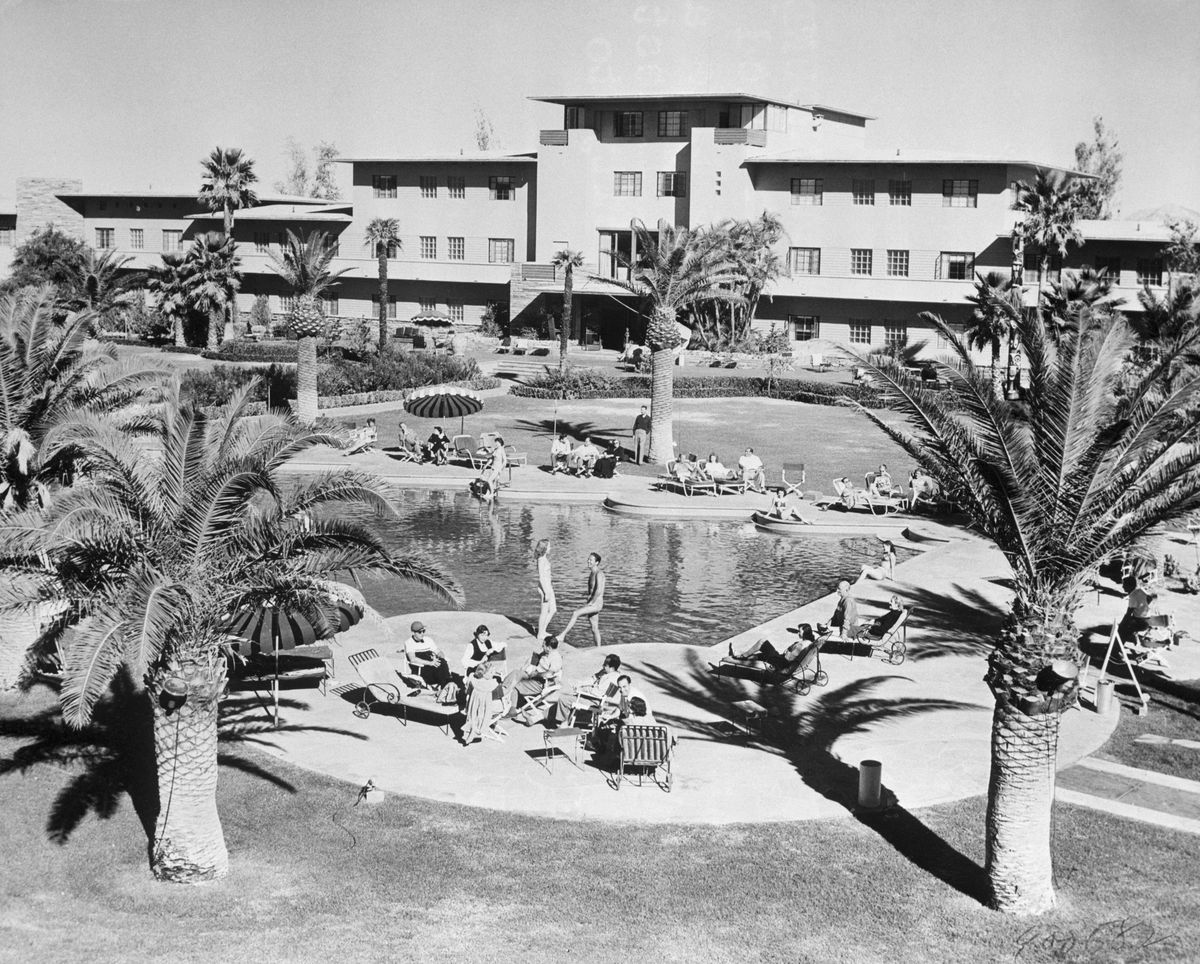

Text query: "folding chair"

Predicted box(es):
[780, 462, 806, 498]
[610, 724, 674, 791]
[344, 428, 377, 457]
[503, 444, 528, 468]
[510, 682, 561, 726]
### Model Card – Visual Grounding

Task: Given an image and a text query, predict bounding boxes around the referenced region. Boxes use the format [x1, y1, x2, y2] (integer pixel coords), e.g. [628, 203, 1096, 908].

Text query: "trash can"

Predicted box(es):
[1094, 679, 1114, 715]
[858, 760, 883, 809]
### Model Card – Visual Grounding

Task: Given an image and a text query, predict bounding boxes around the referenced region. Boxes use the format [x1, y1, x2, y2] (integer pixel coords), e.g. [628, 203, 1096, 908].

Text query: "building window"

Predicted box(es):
[129, 228, 144, 250]
[791, 178, 823, 205]
[489, 176, 514, 200]
[849, 320, 872, 345]
[0, 227, 13, 247]
[614, 111, 643, 137]
[788, 247, 821, 276]
[95, 227, 114, 249]
[852, 179, 875, 205]
[279, 294, 297, 315]
[161, 229, 182, 252]
[851, 248, 873, 276]
[372, 175, 397, 199]
[937, 251, 975, 280]
[657, 172, 687, 197]
[420, 236, 436, 259]
[371, 294, 397, 319]
[790, 315, 819, 341]
[419, 176, 437, 199]
[888, 179, 912, 206]
[447, 176, 466, 199]
[419, 297, 436, 314]
[322, 295, 339, 318]
[657, 110, 686, 137]
[886, 249, 909, 277]
[1137, 258, 1164, 286]
[488, 238, 515, 263]
[614, 172, 643, 197]
[447, 300, 464, 324]
[254, 231, 271, 253]
[1095, 255, 1121, 284]
[1023, 249, 1061, 282]
[942, 179, 978, 208]
[448, 236, 465, 260]
[884, 323, 908, 349]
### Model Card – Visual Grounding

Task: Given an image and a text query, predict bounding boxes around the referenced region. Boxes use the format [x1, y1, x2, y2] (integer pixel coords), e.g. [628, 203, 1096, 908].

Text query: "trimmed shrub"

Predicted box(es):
[202, 340, 298, 363]
[180, 364, 295, 408]
[318, 347, 481, 396]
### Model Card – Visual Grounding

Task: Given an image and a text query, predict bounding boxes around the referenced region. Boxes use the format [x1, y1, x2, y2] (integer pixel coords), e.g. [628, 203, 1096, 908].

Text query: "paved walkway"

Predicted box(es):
[1057, 758, 1200, 834]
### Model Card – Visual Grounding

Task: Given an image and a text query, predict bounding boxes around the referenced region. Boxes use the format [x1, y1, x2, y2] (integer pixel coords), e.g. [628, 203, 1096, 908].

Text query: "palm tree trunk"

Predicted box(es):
[148, 654, 228, 883]
[297, 335, 319, 423]
[559, 269, 573, 375]
[647, 348, 676, 464]
[174, 315, 186, 348]
[991, 344, 1004, 396]
[377, 251, 389, 350]
[207, 309, 220, 350]
[985, 702, 1060, 914]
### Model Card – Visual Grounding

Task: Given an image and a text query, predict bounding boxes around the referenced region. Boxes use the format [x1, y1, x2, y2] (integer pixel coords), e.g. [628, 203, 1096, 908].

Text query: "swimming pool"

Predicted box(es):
[354, 489, 903, 648]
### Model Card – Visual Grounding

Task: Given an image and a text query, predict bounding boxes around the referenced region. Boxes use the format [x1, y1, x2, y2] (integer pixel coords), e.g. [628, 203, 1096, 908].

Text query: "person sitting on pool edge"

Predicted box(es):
[768, 490, 813, 524]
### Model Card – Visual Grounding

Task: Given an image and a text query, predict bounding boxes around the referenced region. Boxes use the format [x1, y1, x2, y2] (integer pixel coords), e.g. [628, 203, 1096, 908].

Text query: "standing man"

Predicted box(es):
[632, 405, 651, 464]
[560, 552, 606, 647]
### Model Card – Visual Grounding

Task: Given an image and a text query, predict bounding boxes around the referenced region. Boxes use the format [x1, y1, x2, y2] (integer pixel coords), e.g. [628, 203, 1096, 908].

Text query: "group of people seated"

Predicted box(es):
[1116, 566, 1185, 670]
[670, 448, 767, 489]
[344, 418, 379, 456]
[393, 422, 455, 466]
[550, 434, 620, 479]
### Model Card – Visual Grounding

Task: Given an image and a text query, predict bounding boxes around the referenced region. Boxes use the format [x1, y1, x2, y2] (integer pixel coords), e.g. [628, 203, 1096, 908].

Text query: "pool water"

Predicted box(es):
[354, 489, 903, 648]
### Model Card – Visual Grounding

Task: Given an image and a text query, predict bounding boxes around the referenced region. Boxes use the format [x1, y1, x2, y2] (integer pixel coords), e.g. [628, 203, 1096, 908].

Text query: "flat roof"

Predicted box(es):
[56, 190, 327, 204]
[336, 152, 537, 164]
[998, 218, 1173, 243]
[187, 204, 353, 223]
[745, 149, 1091, 177]
[528, 92, 874, 120]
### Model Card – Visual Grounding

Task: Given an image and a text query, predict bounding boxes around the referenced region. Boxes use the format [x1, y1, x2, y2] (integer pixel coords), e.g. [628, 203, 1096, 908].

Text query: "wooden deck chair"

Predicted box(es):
[610, 724, 674, 791]
[510, 682, 561, 726]
[344, 427, 377, 457]
[450, 435, 486, 470]
[867, 608, 912, 665]
[780, 462, 806, 498]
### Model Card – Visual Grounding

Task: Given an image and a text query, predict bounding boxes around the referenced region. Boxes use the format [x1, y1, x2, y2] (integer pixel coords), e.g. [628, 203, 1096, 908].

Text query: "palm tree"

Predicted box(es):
[598, 222, 743, 463]
[1013, 170, 1084, 318]
[198, 147, 258, 240]
[59, 248, 146, 332]
[0, 384, 459, 882]
[147, 251, 193, 347]
[181, 233, 241, 350]
[852, 304, 1200, 914]
[269, 230, 347, 423]
[551, 249, 584, 374]
[364, 218, 401, 349]
[0, 285, 163, 512]
[964, 272, 1022, 394]
[1131, 278, 1200, 395]
[1042, 266, 1117, 337]
[689, 214, 784, 349]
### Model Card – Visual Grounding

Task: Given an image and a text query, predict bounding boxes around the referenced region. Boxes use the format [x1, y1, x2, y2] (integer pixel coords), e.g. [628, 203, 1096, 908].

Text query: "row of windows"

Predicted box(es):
[613, 110, 688, 138]
[372, 174, 510, 200]
[612, 171, 688, 198]
[787, 246, 975, 280]
[369, 295, 465, 323]
[786, 315, 908, 347]
[96, 227, 180, 251]
[790, 179, 978, 208]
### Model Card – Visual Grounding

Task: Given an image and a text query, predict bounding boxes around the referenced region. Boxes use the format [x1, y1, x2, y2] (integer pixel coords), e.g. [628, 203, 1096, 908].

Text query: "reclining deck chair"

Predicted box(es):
[867, 607, 912, 664]
[344, 426, 378, 457]
[610, 724, 675, 791]
[348, 648, 459, 732]
[712, 639, 828, 695]
[451, 435, 486, 470]
[656, 460, 718, 497]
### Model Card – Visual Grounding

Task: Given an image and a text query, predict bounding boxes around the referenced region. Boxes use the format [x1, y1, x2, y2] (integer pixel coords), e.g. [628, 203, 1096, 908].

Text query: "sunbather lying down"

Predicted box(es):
[720, 624, 820, 670]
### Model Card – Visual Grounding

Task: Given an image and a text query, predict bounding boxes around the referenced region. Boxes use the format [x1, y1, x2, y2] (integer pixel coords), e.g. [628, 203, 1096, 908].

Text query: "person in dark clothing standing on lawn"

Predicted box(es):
[632, 406, 651, 464]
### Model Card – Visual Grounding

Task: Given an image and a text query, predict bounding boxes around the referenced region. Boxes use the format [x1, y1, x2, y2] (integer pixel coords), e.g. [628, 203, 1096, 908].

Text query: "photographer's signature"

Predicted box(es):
[1014, 917, 1178, 962]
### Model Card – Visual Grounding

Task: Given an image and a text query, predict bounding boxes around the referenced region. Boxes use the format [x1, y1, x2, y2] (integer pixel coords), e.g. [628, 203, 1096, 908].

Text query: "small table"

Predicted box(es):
[732, 699, 772, 737]
[542, 727, 586, 773]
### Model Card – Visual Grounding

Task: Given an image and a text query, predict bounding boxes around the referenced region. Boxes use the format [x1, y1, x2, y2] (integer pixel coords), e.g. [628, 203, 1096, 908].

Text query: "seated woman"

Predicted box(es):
[701, 452, 731, 480]
[769, 491, 813, 523]
[423, 426, 450, 465]
[858, 541, 897, 581]
[550, 434, 573, 474]
[866, 595, 906, 638]
[592, 441, 620, 480]
[461, 624, 506, 678]
[345, 419, 378, 456]
[397, 420, 420, 456]
[460, 662, 509, 744]
[869, 463, 898, 499]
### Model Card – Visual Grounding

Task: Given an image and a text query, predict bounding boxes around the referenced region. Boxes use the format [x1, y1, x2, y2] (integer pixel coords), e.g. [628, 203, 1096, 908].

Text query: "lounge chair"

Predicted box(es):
[347, 648, 459, 732]
[610, 724, 675, 791]
[779, 462, 806, 498]
[344, 426, 377, 456]
[712, 638, 828, 695]
[710, 469, 747, 495]
[656, 460, 718, 497]
[450, 434, 487, 470]
[868, 607, 912, 665]
[503, 444, 528, 468]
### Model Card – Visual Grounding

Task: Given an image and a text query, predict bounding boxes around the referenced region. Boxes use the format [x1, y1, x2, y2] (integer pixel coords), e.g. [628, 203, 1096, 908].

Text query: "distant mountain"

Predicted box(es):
[1124, 204, 1200, 225]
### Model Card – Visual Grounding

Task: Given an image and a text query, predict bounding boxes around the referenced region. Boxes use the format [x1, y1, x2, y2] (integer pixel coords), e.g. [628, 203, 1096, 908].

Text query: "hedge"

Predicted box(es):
[202, 340, 299, 363]
[511, 375, 888, 407]
[316, 376, 504, 410]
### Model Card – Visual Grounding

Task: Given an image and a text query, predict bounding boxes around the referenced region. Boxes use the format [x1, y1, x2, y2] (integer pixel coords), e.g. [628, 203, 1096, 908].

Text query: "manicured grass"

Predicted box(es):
[1096, 682, 1200, 783]
[1, 688, 1195, 964]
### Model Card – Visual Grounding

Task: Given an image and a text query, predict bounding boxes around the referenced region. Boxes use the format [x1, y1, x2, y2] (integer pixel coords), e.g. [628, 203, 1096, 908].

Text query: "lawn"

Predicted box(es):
[1, 687, 1196, 964]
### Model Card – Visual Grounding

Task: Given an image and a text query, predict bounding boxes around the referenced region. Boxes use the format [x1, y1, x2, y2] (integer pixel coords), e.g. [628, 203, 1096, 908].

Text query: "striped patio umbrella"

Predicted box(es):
[404, 385, 484, 434]
[409, 311, 455, 327]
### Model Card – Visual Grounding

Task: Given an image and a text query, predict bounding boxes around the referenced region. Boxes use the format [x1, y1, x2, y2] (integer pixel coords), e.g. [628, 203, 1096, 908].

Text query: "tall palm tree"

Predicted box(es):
[147, 251, 193, 347]
[59, 248, 146, 332]
[181, 233, 241, 350]
[1042, 266, 1117, 337]
[1131, 278, 1200, 395]
[1013, 170, 1084, 318]
[198, 146, 258, 240]
[598, 222, 743, 463]
[269, 230, 347, 423]
[964, 272, 1023, 394]
[364, 218, 401, 349]
[852, 304, 1200, 915]
[0, 384, 459, 882]
[689, 214, 783, 349]
[551, 249, 584, 374]
[0, 285, 163, 512]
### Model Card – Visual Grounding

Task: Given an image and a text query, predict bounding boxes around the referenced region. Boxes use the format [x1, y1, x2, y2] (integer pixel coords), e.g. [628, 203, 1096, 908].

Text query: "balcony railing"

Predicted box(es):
[539, 130, 569, 146]
[714, 128, 767, 147]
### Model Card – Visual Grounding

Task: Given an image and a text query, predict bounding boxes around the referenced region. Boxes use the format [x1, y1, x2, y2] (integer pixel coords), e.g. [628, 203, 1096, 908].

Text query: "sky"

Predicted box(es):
[2, 0, 1198, 217]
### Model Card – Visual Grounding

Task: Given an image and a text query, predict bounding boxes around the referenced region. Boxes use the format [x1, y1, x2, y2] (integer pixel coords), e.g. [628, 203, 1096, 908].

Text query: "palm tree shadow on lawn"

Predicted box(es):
[877, 581, 1003, 663]
[639, 650, 991, 905]
[512, 418, 628, 444]
[0, 673, 365, 851]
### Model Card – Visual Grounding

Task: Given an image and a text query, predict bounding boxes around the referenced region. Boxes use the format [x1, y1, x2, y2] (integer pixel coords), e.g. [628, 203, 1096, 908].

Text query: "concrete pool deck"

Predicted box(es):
[240, 506, 1120, 824]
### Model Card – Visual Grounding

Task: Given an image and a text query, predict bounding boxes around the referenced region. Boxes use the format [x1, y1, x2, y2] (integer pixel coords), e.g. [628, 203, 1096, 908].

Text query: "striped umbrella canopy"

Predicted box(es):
[410, 311, 455, 327]
[404, 385, 484, 433]
[223, 600, 363, 653]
